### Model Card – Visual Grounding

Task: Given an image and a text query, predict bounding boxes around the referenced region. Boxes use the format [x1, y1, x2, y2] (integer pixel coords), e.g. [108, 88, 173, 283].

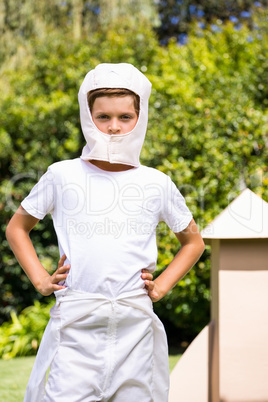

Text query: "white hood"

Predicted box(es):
[78, 63, 152, 167]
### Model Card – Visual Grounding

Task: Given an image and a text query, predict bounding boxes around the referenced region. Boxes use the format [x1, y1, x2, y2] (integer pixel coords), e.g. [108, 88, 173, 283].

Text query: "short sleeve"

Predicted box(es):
[160, 176, 193, 233]
[21, 167, 54, 219]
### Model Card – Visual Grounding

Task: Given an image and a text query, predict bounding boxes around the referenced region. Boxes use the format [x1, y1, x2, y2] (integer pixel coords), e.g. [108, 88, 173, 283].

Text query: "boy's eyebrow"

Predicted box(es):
[92, 109, 137, 115]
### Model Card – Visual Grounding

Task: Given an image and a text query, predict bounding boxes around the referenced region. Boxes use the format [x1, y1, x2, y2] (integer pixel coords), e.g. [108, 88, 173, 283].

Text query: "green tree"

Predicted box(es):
[1, 14, 268, 343]
[156, 0, 268, 43]
[143, 15, 268, 340]
[99, 0, 159, 26]
[0, 0, 158, 66]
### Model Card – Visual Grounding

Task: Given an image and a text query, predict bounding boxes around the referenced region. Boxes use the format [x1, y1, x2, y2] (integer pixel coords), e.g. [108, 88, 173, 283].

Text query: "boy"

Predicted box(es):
[6, 63, 205, 402]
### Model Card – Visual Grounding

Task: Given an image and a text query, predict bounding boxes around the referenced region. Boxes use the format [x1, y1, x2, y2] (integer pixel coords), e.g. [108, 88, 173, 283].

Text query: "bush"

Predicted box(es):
[1, 13, 268, 342]
[0, 300, 53, 360]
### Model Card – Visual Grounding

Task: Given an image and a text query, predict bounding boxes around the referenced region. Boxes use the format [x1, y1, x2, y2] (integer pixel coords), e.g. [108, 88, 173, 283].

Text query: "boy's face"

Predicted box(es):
[91, 96, 138, 135]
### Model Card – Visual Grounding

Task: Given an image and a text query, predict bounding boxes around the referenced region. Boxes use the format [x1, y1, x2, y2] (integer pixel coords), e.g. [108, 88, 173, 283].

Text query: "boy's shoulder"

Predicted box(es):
[139, 165, 172, 183]
[47, 158, 82, 180]
[48, 158, 81, 172]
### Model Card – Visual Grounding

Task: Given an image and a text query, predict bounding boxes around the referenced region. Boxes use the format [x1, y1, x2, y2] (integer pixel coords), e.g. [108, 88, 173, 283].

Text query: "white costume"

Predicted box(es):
[21, 64, 193, 402]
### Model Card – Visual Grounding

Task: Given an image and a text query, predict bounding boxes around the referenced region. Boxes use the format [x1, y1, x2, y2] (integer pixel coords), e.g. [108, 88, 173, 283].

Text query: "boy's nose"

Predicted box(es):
[108, 118, 120, 134]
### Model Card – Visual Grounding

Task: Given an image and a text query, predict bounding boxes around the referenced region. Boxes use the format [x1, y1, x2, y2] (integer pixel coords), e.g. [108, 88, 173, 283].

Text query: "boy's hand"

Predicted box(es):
[141, 269, 162, 302]
[36, 254, 70, 296]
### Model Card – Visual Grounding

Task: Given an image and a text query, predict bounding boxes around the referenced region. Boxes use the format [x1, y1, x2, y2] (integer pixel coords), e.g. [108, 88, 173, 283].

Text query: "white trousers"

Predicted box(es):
[24, 289, 169, 402]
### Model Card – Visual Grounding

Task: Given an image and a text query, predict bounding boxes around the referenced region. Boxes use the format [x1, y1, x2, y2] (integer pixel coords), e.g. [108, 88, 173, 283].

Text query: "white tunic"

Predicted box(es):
[21, 158, 192, 298]
[21, 158, 193, 401]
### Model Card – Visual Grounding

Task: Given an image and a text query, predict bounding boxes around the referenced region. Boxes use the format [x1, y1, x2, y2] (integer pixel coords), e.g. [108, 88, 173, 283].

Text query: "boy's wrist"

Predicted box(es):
[154, 279, 169, 299]
[150, 280, 168, 302]
[33, 272, 51, 295]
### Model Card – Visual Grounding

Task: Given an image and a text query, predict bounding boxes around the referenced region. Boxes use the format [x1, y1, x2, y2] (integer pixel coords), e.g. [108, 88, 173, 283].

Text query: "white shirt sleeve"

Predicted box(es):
[160, 176, 193, 233]
[21, 167, 55, 219]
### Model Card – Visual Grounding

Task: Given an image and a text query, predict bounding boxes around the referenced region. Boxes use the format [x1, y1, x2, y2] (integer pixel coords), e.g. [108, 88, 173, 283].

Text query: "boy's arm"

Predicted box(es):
[142, 219, 205, 302]
[6, 206, 70, 296]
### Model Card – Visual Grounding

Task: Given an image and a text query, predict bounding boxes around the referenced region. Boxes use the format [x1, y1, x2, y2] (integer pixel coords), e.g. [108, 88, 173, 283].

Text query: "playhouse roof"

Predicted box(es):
[201, 188, 268, 239]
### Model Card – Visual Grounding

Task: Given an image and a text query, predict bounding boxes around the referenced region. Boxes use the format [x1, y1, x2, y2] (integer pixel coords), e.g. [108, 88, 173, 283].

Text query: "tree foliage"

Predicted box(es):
[0, 0, 158, 66]
[143, 17, 268, 339]
[1, 11, 268, 343]
[157, 0, 268, 43]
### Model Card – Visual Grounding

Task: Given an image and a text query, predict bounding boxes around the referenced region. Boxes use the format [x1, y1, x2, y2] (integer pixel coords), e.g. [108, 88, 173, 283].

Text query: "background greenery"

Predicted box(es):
[1, 1, 268, 355]
[0, 356, 35, 401]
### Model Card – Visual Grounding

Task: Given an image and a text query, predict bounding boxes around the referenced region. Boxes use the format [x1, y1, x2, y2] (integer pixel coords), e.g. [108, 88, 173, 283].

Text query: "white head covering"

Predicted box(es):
[78, 63, 152, 167]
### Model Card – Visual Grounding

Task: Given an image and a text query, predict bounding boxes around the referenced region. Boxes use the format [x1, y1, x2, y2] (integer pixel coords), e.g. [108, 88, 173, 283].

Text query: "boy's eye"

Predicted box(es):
[96, 114, 109, 120]
[120, 115, 133, 120]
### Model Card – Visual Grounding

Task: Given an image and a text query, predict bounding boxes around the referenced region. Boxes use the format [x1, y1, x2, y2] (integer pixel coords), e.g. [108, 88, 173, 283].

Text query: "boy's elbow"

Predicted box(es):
[5, 221, 13, 244]
[199, 237, 205, 255]
[194, 233, 205, 257]
[5, 218, 19, 245]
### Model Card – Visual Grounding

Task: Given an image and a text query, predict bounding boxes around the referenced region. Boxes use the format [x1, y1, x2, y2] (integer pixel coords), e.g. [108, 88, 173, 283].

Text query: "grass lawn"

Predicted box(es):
[169, 352, 182, 372]
[168, 345, 183, 372]
[0, 353, 182, 401]
[0, 356, 35, 402]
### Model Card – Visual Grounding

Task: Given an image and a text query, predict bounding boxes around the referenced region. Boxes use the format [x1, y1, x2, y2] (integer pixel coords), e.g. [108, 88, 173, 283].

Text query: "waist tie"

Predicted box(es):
[23, 288, 169, 402]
